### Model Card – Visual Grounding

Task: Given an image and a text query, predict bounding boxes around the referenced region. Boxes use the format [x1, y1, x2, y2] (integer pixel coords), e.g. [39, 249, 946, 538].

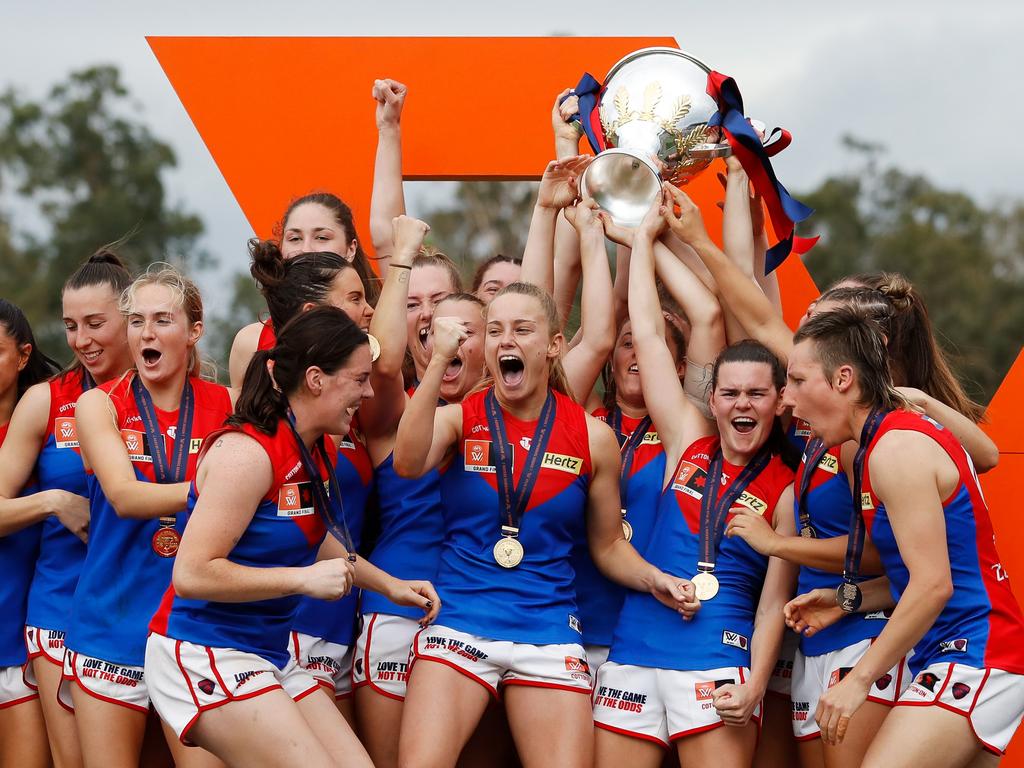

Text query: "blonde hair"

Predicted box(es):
[489, 282, 572, 397]
[119, 263, 211, 379]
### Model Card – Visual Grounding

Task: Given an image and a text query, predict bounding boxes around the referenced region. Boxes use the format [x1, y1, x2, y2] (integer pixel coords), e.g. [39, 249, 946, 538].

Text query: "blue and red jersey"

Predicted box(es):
[26, 371, 91, 632]
[66, 374, 231, 667]
[153, 421, 332, 669]
[610, 435, 793, 671]
[435, 387, 592, 645]
[291, 426, 373, 645]
[0, 423, 42, 667]
[861, 410, 1024, 675]
[795, 443, 888, 656]
[573, 407, 664, 647]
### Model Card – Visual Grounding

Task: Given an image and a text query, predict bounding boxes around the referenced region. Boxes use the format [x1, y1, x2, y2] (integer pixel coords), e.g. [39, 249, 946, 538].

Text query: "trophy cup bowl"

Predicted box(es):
[581, 47, 731, 226]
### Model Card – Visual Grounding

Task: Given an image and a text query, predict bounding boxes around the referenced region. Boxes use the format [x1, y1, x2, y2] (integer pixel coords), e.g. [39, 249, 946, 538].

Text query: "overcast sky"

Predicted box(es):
[2, 0, 1021, 305]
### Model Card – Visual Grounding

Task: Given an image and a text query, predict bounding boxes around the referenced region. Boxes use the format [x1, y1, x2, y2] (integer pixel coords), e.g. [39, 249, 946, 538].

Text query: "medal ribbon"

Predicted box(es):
[619, 413, 653, 508]
[82, 369, 96, 392]
[705, 71, 818, 273]
[285, 411, 356, 559]
[843, 409, 889, 585]
[132, 375, 194, 534]
[698, 445, 772, 572]
[485, 388, 557, 535]
[796, 438, 830, 536]
[563, 72, 607, 155]
[131, 375, 195, 484]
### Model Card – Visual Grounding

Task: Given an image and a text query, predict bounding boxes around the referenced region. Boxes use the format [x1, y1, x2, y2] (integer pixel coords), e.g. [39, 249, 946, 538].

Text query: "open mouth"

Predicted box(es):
[628, 363, 639, 375]
[732, 417, 757, 434]
[498, 354, 525, 387]
[417, 327, 429, 350]
[141, 348, 162, 367]
[82, 350, 103, 365]
[443, 357, 463, 383]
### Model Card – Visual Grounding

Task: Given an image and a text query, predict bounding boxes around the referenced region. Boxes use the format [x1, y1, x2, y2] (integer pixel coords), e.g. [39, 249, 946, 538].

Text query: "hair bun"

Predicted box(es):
[248, 238, 286, 289]
[878, 272, 914, 312]
[87, 248, 127, 268]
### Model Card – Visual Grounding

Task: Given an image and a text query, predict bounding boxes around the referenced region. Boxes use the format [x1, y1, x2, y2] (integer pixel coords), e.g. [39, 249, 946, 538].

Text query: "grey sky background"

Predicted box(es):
[2, 0, 1021, 305]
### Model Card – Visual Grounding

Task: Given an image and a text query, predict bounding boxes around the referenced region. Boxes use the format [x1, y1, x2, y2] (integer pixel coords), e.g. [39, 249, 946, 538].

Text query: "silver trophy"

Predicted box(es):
[580, 47, 731, 226]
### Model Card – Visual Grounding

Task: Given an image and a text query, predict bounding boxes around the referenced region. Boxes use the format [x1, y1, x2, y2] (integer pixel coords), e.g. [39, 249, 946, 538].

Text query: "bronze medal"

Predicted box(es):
[152, 527, 181, 558]
[621, 514, 634, 542]
[493, 537, 525, 568]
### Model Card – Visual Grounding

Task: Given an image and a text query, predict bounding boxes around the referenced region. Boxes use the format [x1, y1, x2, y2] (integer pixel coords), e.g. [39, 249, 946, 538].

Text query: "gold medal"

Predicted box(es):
[620, 509, 633, 542]
[691, 571, 719, 601]
[493, 537, 524, 568]
[152, 527, 181, 558]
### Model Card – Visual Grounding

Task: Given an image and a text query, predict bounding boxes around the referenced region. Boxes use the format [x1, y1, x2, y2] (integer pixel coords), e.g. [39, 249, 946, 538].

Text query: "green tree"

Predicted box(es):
[0, 65, 205, 360]
[797, 137, 1024, 404]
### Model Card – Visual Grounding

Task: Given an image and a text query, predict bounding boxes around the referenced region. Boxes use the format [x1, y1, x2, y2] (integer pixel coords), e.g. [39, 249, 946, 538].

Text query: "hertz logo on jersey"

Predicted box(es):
[735, 491, 768, 516]
[541, 452, 582, 475]
[817, 453, 839, 474]
[860, 492, 874, 511]
[641, 431, 661, 445]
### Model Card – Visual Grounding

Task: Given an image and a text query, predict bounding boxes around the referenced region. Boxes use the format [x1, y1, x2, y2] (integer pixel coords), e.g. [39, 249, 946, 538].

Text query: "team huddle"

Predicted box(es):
[0, 79, 1021, 768]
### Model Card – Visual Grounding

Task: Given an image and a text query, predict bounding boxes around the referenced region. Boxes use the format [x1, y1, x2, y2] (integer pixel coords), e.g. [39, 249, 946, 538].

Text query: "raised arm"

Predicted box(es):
[0, 382, 89, 540]
[663, 184, 795, 364]
[392, 317, 465, 478]
[629, 196, 714, 464]
[520, 156, 592, 295]
[76, 387, 190, 519]
[562, 200, 616, 402]
[368, 78, 408, 270]
[361, 216, 429, 441]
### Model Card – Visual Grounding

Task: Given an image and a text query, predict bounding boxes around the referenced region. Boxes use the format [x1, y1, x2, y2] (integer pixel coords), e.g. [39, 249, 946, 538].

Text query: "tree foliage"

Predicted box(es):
[0, 65, 204, 359]
[798, 137, 1024, 404]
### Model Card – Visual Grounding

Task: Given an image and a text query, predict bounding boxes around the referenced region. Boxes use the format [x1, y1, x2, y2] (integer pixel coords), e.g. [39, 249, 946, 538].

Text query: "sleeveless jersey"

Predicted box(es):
[26, 371, 90, 631]
[610, 435, 793, 671]
[362, 457, 443, 620]
[861, 410, 1024, 675]
[0, 424, 43, 666]
[152, 422, 330, 669]
[291, 427, 373, 644]
[572, 407, 664, 646]
[795, 443, 887, 656]
[66, 374, 232, 667]
[436, 387, 592, 645]
[257, 319, 275, 352]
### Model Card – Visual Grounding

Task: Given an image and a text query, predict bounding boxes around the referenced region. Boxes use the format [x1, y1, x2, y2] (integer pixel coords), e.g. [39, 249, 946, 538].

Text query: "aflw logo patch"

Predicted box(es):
[121, 429, 152, 462]
[671, 461, 706, 498]
[277, 482, 315, 517]
[540, 452, 582, 475]
[463, 440, 513, 474]
[722, 630, 748, 650]
[54, 417, 79, 449]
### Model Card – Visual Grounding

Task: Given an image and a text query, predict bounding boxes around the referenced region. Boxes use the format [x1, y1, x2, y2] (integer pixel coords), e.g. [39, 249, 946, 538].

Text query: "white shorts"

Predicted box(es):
[899, 662, 1024, 755]
[790, 638, 911, 740]
[146, 632, 322, 744]
[59, 649, 149, 713]
[353, 613, 418, 700]
[767, 630, 799, 697]
[585, 644, 611, 677]
[290, 631, 354, 700]
[25, 625, 66, 669]
[0, 665, 38, 709]
[411, 624, 592, 698]
[593, 661, 759, 746]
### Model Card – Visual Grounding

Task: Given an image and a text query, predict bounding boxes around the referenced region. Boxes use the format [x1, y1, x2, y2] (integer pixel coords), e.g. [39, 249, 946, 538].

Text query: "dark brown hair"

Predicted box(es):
[0, 300, 59, 399]
[230, 306, 368, 435]
[60, 248, 132, 380]
[249, 241, 356, 329]
[470, 254, 522, 294]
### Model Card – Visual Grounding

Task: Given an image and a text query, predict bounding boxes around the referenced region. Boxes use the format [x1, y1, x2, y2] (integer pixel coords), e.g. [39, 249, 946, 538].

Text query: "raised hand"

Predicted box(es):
[391, 215, 430, 264]
[563, 197, 603, 235]
[373, 78, 408, 130]
[662, 183, 711, 246]
[536, 156, 593, 211]
[430, 316, 469, 361]
[552, 88, 583, 155]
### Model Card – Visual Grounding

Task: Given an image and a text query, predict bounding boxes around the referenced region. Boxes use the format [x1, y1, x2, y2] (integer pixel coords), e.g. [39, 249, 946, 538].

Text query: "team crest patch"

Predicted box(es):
[939, 638, 968, 653]
[197, 678, 215, 695]
[277, 482, 315, 517]
[671, 461, 706, 498]
[951, 682, 971, 700]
